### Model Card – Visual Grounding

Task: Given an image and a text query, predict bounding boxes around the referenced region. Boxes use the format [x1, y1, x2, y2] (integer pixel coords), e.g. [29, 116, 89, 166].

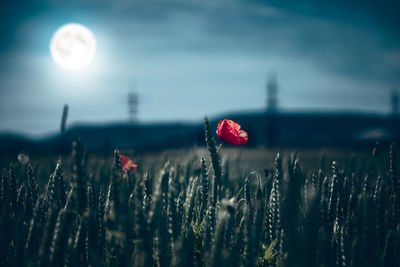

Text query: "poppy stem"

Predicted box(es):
[216, 144, 222, 153]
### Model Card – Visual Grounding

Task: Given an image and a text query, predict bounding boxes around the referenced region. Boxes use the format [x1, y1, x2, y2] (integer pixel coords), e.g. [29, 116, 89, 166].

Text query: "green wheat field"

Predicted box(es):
[0, 118, 399, 267]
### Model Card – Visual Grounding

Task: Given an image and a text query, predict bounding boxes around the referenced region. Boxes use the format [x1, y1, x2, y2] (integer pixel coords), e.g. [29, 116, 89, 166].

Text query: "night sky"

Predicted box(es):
[0, 0, 399, 135]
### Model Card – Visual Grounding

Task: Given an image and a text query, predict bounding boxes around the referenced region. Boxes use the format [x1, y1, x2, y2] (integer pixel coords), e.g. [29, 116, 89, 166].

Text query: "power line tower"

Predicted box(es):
[266, 73, 278, 113]
[265, 74, 279, 147]
[128, 92, 139, 122]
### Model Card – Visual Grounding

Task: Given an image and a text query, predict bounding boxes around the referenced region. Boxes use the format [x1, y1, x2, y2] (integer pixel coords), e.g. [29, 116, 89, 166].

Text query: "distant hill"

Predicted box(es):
[0, 111, 398, 154]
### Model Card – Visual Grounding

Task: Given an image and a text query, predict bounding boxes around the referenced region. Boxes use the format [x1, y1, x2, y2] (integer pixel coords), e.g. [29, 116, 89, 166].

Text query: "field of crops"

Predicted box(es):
[0, 118, 399, 267]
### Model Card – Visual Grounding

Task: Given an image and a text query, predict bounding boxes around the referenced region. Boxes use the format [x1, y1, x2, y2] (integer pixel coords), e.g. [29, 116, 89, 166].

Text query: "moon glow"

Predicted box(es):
[50, 23, 96, 70]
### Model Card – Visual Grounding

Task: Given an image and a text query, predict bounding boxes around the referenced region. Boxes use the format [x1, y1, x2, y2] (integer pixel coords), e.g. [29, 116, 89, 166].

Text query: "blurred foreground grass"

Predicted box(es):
[0, 125, 398, 266]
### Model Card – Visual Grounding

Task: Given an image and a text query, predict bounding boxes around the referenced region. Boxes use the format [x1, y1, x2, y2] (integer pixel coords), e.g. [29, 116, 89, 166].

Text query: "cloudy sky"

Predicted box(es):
[0, 0, 399, 135]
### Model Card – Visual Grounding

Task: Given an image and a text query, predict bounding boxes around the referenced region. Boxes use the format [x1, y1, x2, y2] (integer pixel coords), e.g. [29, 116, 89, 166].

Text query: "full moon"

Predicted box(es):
[50, 23, 96, 70]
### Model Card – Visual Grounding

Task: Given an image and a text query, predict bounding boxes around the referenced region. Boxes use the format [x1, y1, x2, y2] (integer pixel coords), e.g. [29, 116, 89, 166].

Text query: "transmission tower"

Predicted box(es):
[128, 92, 139, 122]
[266, 74, 278, 113]
[265, 74, 279, 147]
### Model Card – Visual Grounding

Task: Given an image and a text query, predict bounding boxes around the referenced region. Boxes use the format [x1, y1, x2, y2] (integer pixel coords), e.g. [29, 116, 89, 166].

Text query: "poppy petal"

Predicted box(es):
[217, 119, 248, 145]
[120, 155, 138, 172]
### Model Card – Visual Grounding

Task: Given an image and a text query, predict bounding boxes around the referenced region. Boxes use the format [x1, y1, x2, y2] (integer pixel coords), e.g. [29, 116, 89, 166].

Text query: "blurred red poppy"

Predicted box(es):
[217, 119, 248, 145]
[120, 155, 138, 172]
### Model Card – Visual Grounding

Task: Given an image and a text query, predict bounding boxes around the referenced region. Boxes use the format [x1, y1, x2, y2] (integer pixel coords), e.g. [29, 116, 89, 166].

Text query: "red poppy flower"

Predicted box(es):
[217, 119, 248, 145]
[120, 155, 138, 172]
